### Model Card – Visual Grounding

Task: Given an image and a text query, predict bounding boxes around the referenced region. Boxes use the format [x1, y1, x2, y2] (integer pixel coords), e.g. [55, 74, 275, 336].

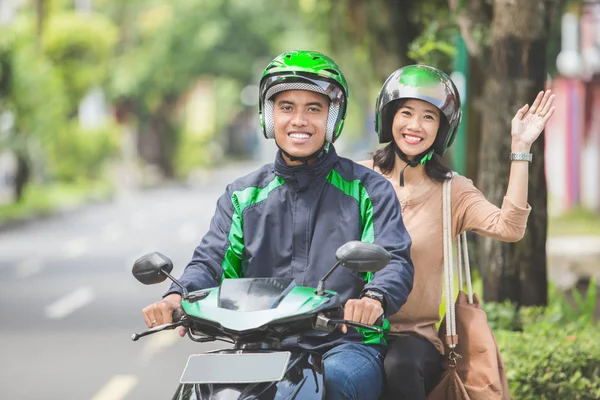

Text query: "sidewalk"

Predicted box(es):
[185, 159, 268, 189]
[547, 236, 600, 289]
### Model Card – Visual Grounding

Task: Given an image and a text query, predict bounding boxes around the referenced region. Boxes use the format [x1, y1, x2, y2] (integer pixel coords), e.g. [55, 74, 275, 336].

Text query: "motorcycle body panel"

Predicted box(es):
[171, 351, 324, 400]
[181, 278, 337, 333]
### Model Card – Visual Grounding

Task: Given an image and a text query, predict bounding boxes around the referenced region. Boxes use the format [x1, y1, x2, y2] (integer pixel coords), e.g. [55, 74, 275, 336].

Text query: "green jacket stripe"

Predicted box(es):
[326, 169, 376, 282]
[222, 176, 285, 279]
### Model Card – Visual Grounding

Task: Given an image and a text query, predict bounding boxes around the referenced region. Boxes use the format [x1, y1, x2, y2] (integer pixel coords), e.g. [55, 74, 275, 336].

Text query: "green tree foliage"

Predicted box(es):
[498, 323, 600, 399]
[0, 21, 68, 200]
[47, 121, 120, 182]
[111, 1, 276, 99]
[486, 283, 600, 399]
[42, 12, 118, 114]
[0, 5, 119, 200]
[105, 0, 296, 176]
[3, 0, 313, 197]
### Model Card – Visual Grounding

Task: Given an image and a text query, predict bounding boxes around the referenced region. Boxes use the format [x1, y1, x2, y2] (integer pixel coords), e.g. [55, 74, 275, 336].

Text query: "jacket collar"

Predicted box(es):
[274, 145, 340, 192]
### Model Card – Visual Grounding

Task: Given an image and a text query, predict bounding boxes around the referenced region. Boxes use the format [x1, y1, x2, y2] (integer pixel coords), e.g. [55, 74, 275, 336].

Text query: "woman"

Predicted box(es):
[359, 65, 555, 399]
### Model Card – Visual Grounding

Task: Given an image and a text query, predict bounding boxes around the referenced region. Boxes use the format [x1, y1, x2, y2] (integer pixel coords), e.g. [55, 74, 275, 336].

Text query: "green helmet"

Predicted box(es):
[259, 50, 349, 143]
[375, 65, 462, 156]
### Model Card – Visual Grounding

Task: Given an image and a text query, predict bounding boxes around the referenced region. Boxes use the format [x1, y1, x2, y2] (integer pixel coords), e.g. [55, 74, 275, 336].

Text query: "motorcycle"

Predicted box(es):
[131, 240, 390, 399]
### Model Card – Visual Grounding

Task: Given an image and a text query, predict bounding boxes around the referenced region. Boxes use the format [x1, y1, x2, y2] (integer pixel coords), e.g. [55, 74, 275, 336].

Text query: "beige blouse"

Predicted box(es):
[361, 161, 531, 354]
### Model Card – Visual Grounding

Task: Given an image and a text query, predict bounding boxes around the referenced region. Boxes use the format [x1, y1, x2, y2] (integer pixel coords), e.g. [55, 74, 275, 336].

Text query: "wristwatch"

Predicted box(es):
[510, 152, 533, 162]
[361, 290, 386, 310]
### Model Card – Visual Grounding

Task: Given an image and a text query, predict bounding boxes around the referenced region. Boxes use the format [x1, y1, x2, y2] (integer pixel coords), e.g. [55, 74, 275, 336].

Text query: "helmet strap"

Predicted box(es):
[420, 150, 434, 165]
[276, 141, 328, 165]
[393, 144, 434, 187]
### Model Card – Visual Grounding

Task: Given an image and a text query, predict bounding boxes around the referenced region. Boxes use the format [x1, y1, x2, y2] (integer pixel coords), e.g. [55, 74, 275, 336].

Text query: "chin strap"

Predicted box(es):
[277, 141, 329, 165]
[393, 144, 434, 187]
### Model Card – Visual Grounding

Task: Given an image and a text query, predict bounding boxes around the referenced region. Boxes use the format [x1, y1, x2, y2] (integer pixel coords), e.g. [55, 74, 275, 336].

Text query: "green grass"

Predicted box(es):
[0, 180, 114, 224]
[548, 207, 600, 236]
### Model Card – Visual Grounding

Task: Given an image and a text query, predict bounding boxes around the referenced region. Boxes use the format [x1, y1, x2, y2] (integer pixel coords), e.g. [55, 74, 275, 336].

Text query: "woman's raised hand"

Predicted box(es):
[511, 90, 555, 151]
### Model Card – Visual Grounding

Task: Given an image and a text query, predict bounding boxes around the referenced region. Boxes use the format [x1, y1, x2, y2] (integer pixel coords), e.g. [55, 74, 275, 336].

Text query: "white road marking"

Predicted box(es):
[178, 222, 198, 244]
[45, 286, 95, 320]
[63, 237, 89, 259]
[15, 258, 43, 279]
[102, 222, 123, 242]
[140, 330, 181, 362]
[90, 375, 137, 400]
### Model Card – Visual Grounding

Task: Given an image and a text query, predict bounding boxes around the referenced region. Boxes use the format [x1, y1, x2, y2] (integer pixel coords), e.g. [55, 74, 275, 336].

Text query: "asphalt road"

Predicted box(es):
[0, 163, 264, 400]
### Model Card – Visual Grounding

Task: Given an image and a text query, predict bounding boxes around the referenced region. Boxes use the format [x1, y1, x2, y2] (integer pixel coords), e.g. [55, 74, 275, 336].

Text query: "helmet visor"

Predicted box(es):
[260, 73, 345, 106]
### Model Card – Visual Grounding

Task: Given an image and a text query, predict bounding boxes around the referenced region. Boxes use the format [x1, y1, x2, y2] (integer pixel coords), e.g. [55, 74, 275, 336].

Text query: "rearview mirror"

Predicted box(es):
[335, 241, 391, 273]
[132, 252, 173, 285]
[316, 241, 391, 295]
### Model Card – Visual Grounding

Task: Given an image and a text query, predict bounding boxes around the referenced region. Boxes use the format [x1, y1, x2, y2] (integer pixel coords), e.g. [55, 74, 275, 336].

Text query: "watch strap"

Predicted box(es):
[510, 152, 533, 162]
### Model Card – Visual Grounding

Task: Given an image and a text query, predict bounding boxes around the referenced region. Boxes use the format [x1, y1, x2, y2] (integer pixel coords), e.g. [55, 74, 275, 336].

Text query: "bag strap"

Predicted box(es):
[442, 174, 457, 346]
[442, 173, 474, 352]
[460, 229, 474, 304]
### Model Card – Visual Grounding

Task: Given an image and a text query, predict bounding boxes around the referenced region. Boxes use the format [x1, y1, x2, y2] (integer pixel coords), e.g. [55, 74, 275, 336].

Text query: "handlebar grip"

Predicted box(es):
[374, 314, 384, 327]
[172, 308, 185, 322]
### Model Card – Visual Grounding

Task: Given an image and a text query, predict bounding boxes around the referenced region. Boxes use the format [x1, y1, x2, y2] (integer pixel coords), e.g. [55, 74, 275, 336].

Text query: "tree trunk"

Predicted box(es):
[477, 0, 550, 306]
[35, 0, 46, 51]
[328, 0, 420, 79]
[137, 98, 178, 178]
[14, 153, 30, 202]
[368, 0, 419, 81]
[465, 56, 484, 183]
[448, 0, 493, 187]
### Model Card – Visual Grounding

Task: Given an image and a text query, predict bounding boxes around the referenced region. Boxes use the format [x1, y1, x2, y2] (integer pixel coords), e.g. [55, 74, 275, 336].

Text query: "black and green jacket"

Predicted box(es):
[168, 146, 414, 351]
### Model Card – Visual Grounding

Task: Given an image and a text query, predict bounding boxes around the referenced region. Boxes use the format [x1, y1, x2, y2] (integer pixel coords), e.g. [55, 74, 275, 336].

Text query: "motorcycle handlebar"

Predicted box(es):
[314, 313, 384, 334]
[330, 319, 384, 334]
[131, 320, 184, 341]
[173, 308, 185, 322]
[131, 309, 187, 341]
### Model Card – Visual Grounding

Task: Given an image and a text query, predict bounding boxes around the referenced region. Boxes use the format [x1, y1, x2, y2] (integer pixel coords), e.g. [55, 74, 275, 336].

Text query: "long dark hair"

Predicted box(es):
[372, 100, 452, 183]
[372, 143, 451, 183]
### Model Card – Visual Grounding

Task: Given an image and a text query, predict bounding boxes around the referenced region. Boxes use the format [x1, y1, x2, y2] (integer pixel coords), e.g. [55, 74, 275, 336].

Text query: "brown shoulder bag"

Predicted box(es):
[427, 174, 511, 400]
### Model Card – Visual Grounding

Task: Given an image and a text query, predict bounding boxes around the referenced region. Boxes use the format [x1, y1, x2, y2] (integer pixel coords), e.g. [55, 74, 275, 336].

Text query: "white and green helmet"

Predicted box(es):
[375, 65, 462, 157]
[259, 50, 349, 143]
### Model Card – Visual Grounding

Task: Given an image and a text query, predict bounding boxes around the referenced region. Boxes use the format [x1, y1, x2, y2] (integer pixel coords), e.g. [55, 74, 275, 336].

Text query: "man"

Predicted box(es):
[142, 50, 414, 400]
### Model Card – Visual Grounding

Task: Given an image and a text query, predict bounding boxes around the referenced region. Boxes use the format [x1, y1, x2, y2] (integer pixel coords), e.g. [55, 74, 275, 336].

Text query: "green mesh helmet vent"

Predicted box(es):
[259, 50, 349, 143]
[374, 65, 462, 156]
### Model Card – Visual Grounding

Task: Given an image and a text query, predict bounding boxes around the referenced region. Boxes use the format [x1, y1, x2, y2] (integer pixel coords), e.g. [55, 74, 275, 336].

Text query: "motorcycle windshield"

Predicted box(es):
[218, 278, 296, 312]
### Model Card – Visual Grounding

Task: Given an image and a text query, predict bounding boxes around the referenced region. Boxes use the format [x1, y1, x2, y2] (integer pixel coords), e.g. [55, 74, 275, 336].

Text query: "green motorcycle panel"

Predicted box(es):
[181, 285, 334, 332]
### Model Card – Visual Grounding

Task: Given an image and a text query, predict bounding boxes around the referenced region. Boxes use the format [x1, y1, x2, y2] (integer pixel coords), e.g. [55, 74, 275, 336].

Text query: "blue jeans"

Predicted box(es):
[323, 343, 385, 400]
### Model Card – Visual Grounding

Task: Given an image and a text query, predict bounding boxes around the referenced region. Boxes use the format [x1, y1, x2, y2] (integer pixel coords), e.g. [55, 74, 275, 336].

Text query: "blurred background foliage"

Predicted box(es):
[0, 0, 481, 202]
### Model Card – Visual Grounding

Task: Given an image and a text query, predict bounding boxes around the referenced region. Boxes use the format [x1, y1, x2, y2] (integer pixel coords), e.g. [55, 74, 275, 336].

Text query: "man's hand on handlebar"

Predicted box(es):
[340, 297, 384, 334]
[142, 293, 186, 337]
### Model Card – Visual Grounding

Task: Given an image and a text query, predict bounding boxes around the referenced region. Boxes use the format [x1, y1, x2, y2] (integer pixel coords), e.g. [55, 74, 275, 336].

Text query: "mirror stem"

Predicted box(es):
[161, 268, 189, 298]
[316, 261, 340, 296]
